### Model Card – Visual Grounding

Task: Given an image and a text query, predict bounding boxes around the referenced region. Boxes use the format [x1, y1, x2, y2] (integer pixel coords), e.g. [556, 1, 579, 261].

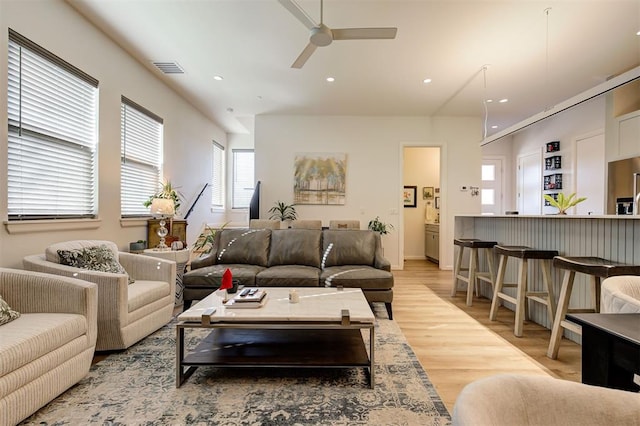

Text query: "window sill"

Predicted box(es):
[120, 217, 149, 227]
[4, 218, 102, 234]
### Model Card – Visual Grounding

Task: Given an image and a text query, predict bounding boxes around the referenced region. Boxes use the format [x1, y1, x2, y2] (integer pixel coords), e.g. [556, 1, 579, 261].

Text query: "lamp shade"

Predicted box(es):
[150, 198, 175, 216]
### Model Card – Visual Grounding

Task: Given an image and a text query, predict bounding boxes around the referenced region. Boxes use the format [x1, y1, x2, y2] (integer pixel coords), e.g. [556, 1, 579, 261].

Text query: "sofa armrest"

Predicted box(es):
[119, 252, 176, 284]
[0, 267, 98, 346]
[373, 236, 391, 271]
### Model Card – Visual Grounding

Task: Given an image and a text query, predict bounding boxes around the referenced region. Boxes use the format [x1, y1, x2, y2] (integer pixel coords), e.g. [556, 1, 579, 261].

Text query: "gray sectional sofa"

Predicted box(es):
[183, 228, 395, 318]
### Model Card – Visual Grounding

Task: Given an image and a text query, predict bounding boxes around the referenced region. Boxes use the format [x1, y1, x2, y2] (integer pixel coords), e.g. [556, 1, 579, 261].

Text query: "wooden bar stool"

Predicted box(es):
[489, 245, 558, 337]
[452, 238, 497, 306]
[546, 256, 640, 359]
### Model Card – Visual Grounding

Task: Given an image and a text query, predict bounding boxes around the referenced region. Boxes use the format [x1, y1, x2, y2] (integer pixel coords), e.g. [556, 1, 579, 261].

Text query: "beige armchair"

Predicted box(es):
[23, 240, 175, 351]
[452, 374, 640, 425]
[0, 268, 97, 425]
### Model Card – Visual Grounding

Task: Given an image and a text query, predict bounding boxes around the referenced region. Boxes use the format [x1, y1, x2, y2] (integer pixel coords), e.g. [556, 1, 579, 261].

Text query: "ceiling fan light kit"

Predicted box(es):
[279, 0, 397, 69]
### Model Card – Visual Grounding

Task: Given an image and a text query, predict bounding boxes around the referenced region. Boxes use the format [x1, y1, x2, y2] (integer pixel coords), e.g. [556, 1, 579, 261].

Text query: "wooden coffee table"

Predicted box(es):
[176, 287, 376, 388]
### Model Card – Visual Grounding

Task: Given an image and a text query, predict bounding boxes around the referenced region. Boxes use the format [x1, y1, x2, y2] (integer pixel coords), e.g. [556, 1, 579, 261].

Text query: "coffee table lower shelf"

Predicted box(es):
[177, 327, 374, 388]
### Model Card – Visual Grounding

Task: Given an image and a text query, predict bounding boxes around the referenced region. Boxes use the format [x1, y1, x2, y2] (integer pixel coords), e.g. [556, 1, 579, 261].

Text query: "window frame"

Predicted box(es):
[232, 149, 255, 209]
[211, 141, 225, 210]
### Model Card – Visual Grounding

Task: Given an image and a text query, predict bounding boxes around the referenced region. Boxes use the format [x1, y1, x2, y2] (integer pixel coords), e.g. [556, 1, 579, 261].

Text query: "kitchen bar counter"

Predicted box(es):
[454, 214, 640, 340]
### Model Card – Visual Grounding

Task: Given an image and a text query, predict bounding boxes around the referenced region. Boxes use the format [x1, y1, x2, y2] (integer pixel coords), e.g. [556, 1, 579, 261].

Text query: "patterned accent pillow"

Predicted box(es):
[0, 294, 20, 326]
[58, 245, 135, 284]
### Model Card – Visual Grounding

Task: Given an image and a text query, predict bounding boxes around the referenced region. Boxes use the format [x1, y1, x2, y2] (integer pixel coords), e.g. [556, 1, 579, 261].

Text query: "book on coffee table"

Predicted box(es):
[234, 289, 267, 303]
[224, 293, 268, 309]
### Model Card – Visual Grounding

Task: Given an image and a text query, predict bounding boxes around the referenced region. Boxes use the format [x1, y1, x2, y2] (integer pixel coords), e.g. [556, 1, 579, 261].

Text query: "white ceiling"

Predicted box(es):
[67, 0, 640, 136]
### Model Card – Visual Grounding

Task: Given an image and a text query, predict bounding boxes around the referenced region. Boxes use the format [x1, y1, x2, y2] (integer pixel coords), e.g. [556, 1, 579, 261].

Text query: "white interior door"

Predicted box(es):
[481, 158, 503, 215]
[518, 151, 542, 214]
[575, 131, 605, 215]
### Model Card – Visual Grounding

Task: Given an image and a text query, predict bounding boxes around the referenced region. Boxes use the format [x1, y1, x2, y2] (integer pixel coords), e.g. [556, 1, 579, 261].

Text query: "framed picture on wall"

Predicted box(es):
[423, 186, 434, 200]
[404, 186, 417, 208]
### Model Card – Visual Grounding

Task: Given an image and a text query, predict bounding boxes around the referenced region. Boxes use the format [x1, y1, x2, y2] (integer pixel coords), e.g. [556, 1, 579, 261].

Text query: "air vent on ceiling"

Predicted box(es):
[152, 61, 185, 74]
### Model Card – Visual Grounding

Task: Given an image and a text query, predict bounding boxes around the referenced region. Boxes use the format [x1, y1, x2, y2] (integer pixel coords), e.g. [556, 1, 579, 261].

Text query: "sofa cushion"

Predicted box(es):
[183, 264, 265, 288]
[0, 313, 87, 377]
[57, 245, 134, 284]
[321, 265, 394, 290]
[45, 240, 119, 264]
[268, 229, 322, 268]
[0, 294, 20, 326]
[322, 230, 376, 267]
[256, 265, 320, 287]
[216, 229, 271, 267]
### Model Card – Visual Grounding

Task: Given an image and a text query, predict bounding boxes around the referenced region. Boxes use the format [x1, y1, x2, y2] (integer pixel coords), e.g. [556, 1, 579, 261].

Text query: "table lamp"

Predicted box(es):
[150, 198, 175, 250]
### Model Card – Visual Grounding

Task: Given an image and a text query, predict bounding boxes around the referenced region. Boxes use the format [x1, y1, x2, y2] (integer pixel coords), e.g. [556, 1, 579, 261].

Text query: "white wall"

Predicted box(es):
[403, 147, 440, 259]
[481, 96, 605, 213]
[0, 0, 226, 268]
[254, 115, 482, 270]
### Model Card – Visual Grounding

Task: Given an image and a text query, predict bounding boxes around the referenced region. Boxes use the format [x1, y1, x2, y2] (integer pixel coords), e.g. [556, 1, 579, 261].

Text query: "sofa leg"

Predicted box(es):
[385, 302, 393, 320]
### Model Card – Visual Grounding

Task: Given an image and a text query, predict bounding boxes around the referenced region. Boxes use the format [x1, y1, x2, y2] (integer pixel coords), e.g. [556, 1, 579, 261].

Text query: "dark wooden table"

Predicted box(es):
[568, 313, 640, 391]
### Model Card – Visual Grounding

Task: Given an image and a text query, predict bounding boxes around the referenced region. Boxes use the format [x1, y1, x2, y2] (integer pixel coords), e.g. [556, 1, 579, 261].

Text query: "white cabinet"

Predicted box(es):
[618, 110, 640, 159]
[424, 223, 439, 264]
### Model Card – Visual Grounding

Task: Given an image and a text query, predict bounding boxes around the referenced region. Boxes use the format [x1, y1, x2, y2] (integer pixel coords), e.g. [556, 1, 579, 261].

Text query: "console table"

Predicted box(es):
[568, 313, 640, 391]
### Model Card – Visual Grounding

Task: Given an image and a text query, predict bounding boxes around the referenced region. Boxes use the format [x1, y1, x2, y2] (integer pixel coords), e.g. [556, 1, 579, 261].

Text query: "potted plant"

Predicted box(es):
[543, 192, 587, 215]
[143, 180, 182, 214]
[368, 216, 394, 235]
[192, 223, 227, 255]
[268, 201, 297, 222]
[129, 240, 147, 253]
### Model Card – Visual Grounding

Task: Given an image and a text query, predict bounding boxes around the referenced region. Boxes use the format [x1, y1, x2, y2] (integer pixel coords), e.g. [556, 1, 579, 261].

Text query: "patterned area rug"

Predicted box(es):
[22, 307, 450, 425]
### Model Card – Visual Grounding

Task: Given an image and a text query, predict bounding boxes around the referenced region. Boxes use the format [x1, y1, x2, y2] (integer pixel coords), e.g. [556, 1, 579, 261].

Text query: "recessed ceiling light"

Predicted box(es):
[636, 30, 640, 36]
[213, 75, 223, 81]
[499, 98, 509, 103]
[491, 125, 498, 129]
[423, 78, 432, 84]
[485, 99, 493, 103]
[326, 77, 335, 82]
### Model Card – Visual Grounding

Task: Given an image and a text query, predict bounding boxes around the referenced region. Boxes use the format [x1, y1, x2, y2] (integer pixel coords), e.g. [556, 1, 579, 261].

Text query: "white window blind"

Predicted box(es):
[232, 149, 255, 209]
[7, 29, 98, 219]
[120, 97, 163, 217]
[212, 141, 225, 208]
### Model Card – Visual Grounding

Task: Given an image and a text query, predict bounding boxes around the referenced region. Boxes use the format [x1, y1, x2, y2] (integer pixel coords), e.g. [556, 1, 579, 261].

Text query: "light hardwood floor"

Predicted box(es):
[393, 259, 581, 412]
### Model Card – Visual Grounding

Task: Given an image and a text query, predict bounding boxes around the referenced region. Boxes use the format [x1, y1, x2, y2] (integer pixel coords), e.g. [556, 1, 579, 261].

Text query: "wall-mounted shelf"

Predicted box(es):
[544, 155, 562, 170]
[544, 173, 563, 190]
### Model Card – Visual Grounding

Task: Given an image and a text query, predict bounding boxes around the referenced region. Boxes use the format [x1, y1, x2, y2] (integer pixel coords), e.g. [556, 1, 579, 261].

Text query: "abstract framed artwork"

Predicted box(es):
[404, 185, 417, 208]
[293, 153, 346, 205]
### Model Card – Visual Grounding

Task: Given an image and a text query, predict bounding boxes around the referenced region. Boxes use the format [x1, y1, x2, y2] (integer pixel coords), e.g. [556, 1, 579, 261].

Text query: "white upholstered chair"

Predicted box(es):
[23, 240, 175, 351]
[329, 220, 360, 230]
[601, 275, 640, 313]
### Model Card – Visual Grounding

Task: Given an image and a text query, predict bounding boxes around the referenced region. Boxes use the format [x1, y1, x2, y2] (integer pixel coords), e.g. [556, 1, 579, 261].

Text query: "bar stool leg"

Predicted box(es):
[514, 258, 528, 337]
[547, 270, 576, 359]
[486, 248, 496, 293]
[466, 248, 478, 306]
[591, 275, 602, 312]
[489, 254, 507, 321]
[541, 259, 556, 325]
[452, 245, 464, 297]
[473, 248, 481, 297]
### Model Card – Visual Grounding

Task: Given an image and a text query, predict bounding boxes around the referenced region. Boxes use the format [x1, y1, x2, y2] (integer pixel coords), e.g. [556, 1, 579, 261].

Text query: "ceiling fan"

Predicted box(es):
[278, 0, 397, 69]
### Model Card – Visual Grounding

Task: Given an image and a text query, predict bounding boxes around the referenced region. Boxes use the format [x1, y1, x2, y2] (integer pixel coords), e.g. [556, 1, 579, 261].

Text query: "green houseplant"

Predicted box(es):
[543, 192, 587, 215]
[368, 216, 394, 235]
[268, 201, 297, 222]
[192, 223, 228, 255]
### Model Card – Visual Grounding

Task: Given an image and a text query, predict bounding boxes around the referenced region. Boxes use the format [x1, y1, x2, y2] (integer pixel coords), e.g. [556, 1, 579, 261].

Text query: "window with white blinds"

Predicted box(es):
[120, 97, 163, 217]
[7, 29, 98, 219]
[232, 149, 255, 209]
[212, 142, 225, 208]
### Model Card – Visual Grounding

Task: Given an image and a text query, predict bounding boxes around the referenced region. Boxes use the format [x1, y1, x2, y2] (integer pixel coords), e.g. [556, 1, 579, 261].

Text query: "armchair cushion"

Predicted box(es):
[57, 245, 134, 284]
[0, 295, 20, 326]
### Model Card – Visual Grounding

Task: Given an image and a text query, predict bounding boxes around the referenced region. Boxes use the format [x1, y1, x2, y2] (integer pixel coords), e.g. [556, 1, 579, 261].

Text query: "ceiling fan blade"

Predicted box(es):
[278, 0, 316, 30]
[332, 27, 398, 40]
[291, 43, 318, 69]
